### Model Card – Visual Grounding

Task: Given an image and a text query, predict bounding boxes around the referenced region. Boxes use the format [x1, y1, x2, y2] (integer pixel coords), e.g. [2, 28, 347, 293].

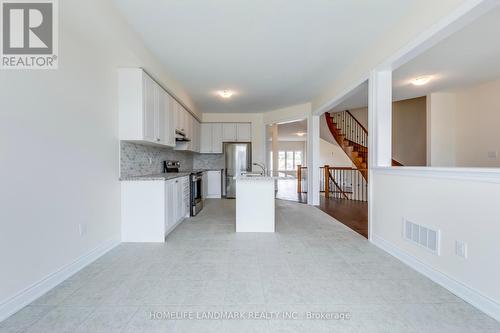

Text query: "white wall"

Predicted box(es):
[392, 97, 427, 166]
[372, 171, 500, 314]
[319, 139, 354, 167]
[428, 78, 500, 167]
[0, 0, 194, 317]
[427, 92, 457, 166]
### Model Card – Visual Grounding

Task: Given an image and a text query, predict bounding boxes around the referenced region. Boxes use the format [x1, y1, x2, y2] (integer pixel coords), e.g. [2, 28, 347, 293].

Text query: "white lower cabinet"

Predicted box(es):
[207, 170, 222, 198]
[121, 176, 190, 243]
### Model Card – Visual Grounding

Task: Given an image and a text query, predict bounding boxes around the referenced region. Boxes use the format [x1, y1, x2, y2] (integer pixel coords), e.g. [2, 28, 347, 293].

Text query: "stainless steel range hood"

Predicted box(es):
[175, 130, 191, 142]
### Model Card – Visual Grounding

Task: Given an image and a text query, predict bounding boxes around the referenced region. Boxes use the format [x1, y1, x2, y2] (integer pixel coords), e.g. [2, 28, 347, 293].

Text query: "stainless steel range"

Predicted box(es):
[190, 171, 203, 216]
[163, 160, 204, 216]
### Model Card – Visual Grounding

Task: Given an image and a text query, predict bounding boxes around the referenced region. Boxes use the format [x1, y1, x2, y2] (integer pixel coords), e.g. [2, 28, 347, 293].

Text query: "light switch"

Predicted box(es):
[455, 240, 467, 259]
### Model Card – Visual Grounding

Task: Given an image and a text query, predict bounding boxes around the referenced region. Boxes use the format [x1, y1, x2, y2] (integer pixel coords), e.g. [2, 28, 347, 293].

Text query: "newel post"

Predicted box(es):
[324, 165, 330, 198]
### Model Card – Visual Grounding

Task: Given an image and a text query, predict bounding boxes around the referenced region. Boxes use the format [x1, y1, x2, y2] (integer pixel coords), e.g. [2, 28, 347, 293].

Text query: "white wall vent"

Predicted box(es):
[403, 219, 440, 255]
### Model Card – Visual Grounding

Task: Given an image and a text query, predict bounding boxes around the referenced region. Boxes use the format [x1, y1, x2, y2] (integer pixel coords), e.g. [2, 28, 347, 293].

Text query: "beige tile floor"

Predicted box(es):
[1, 199, 499, 332]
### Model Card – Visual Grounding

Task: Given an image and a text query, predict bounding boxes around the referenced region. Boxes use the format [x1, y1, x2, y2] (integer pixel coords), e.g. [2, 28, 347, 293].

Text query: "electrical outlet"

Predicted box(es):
[78, 223, 87, 236]
[487, 151, 497, 159]
[455, 240, 467, 258]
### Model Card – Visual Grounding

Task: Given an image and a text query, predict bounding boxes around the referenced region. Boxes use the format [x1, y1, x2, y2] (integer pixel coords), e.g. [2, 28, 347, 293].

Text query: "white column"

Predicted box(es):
[307, 114, 320, 205]
[368, 69, 392, 241]
[271, 124, 279, 175]
[368, 70, 392, 167]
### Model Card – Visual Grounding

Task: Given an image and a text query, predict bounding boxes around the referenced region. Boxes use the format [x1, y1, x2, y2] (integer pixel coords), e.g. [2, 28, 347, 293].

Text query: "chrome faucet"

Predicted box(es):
[253, 162, 266, 176]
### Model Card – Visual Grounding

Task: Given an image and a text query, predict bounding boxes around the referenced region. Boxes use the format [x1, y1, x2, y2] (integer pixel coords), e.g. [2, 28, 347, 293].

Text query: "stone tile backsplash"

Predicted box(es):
[120, 141, 194, 177]
[193, 153, 225, 170]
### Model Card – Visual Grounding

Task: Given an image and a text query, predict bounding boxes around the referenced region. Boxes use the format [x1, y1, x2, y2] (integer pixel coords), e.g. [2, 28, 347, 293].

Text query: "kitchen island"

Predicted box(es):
[235, 175, 277, 232]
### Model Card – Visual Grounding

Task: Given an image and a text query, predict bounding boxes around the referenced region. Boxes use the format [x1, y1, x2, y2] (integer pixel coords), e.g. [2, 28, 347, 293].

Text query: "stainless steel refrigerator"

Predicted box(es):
[223, 142, 252, 198]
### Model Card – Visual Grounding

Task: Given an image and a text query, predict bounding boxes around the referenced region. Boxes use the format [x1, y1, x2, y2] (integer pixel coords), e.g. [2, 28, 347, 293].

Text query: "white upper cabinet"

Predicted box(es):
[200, 123, 212, 153]
[119, 68, 175, 147]
[163, 93, 175, 146]
[236, 123, 251, 141]
[212, 123, 223, 153]
[222, 123, 237, 141]
[200, 123, 223, 153]
[142, 73, 158, 142]
[199, 122, 251, 154]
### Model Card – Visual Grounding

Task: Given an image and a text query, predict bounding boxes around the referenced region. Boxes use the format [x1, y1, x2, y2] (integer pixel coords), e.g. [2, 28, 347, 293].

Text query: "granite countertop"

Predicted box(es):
[119, 172, 191, 181]
[234, 174, 294, 181]
[120, 169, 224, 181]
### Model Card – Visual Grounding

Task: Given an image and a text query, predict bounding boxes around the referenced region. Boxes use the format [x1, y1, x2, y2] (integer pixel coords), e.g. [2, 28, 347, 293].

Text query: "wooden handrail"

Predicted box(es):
[345, 110, 368, 134]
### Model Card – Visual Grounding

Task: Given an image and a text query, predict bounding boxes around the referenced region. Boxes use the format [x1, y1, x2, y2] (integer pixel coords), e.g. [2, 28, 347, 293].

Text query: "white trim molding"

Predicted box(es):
[372, 234, 500, 322]
[0, 237, 120, 322]
[372, 166, 500, 184]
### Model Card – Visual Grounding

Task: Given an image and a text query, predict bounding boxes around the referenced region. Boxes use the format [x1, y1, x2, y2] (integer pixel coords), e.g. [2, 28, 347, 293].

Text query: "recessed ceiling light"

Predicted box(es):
[411, 76, 432, 86]
[218, 90, 234, 98]
[296, 132, 306, 137]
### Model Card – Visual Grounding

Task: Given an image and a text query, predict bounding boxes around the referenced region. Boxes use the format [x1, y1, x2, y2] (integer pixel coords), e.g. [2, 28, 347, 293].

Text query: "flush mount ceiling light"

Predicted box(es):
[411, 76, 432, 86]
[218, 90, 234, 98]
[296, 132, 306, 137]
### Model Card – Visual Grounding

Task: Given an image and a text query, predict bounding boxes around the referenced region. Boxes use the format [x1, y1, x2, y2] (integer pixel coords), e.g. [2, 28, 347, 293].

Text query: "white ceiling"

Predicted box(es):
[113, 0, 418, 113]
[329, 5, 500, 112]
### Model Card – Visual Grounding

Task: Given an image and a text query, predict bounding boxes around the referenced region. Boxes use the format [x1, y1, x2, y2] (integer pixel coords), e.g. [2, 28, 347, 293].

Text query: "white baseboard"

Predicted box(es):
[205, 195, 221, 199]
[0, 237, 120, 323]
[372, 234, 500, 322]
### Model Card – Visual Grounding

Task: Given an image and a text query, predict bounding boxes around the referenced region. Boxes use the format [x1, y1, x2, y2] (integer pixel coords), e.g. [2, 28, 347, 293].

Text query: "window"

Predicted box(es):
[295, 151, 302, 167]
[286, 151, 294, 170]
[276, 150, 304, 171]
[278, 151, 286, 171]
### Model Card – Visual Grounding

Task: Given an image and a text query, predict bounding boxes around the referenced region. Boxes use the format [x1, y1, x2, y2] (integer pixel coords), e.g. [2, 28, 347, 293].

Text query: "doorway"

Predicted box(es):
[266, 119, 308, 203]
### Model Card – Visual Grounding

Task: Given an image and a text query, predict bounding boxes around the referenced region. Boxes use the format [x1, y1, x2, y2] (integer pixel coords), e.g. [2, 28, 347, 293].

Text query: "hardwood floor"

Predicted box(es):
[318, 195, 368, 238]
[275, 181, 367, 237]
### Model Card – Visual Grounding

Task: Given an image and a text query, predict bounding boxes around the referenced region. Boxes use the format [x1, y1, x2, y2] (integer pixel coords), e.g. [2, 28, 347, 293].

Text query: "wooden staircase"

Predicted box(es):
[325, 110, 402, 181]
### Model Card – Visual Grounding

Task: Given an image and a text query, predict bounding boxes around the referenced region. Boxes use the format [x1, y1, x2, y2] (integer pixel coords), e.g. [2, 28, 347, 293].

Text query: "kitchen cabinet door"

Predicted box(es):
[174, 101, 183, 133]
[187, 113, 194, 150]
[165, 180, 176, 230]
[236, 123, 251, 142]
[164, 94, 175, 147]
[222, 123, 237, 141]
[142, 74, 157, 142]
[212, 123, 223, 153]
[155, 84, 165, 144]
[200, 123, 212, 153]
[207, 170, 222, 198]
[183, 176, 190, 217]
[174, 179, 183, 222]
